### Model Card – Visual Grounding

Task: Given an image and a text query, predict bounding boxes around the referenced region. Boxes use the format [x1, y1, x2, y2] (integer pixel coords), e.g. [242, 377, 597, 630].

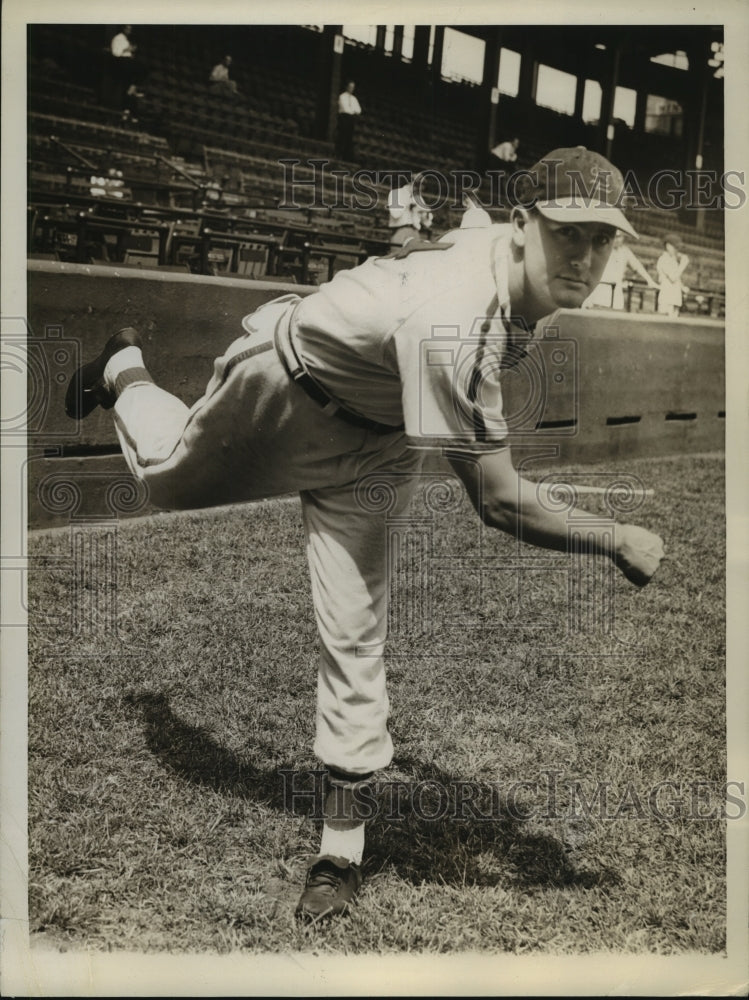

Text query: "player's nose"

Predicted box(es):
[569, 237, 594, 270]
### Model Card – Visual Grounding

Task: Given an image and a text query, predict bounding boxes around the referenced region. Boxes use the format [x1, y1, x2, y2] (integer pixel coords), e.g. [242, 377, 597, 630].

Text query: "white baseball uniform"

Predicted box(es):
[112, 224, 517, 774]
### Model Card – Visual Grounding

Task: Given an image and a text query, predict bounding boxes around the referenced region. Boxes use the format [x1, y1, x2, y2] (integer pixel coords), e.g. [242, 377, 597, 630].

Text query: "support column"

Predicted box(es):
[572, 44, 590, 124]
[475, 28, 502, 172]
[597, 41, 621, 160]
[573, 75, 585, 121]
[431, 26, 445, 84]
[412, 25, 430, 71]
[412, 25, 432, 104]
[634, 87, 648, 134]
[392, 25, 404, 61]
[683, 42, 711, 169]
[314, 25, 343, 143]
[517, 42, 537, 130]
[685, 43, 713, 233]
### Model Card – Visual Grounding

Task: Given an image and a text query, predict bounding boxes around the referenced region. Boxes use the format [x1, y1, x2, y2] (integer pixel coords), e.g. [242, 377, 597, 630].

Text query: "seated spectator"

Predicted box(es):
[90, 168, 125, 200]
[656, 233, 690, 316]
[387, 173, 433, 248]
[490, 137, 520, 203]
[584, 232, 658, 310]
[491, 137, 520, 164]
[209, 55, 239, 97]
[111, 24, 136, 59]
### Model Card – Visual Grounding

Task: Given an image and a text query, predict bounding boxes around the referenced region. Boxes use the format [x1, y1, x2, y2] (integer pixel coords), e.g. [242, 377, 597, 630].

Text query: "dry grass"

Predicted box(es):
[27, 454, 726, 954]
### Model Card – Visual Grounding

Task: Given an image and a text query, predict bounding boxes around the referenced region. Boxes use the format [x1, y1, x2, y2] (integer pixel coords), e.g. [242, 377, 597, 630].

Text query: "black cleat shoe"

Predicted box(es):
[295, 855, 362, 922]
[65, 327, 142, 420]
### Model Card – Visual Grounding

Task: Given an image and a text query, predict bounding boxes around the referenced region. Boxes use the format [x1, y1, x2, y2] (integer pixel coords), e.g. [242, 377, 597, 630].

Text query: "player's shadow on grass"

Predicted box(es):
[124, 691, 297, 806]
[365, 754, 620, 891]
[127, 691, 619, 892]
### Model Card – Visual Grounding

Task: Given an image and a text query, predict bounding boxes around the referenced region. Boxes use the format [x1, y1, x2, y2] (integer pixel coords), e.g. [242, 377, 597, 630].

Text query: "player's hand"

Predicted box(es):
[614, 524, 665, 587]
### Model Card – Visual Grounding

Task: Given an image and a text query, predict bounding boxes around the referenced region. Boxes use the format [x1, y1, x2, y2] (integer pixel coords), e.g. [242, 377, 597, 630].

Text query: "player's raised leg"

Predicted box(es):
[65, 321, 274, 509]
[62, 299, 377, 511]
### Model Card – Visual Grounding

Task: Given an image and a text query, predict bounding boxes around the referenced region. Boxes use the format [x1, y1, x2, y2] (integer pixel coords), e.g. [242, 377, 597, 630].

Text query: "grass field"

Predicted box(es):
[27, 452, 726, 955]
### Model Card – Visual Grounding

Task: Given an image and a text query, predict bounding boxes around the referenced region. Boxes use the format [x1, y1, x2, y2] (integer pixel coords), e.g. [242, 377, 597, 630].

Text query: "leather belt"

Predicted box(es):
[274, 307, 405, 436]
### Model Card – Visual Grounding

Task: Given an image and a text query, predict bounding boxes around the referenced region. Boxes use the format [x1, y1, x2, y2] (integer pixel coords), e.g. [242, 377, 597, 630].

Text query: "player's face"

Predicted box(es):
[522, 213, 616, 314]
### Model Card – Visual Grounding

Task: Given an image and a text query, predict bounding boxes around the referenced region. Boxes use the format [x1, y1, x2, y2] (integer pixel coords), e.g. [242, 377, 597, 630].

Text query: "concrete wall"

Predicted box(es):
[24, 262, 724, 528]
[501, 308, 725, 466]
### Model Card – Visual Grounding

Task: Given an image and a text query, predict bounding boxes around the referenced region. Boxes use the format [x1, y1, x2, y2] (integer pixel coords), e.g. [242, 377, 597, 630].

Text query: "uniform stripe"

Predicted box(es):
[221, 341, 275, 383]
[405, 435, 508, 452]
[379, 239, 455, 261]
[467, 293, 500, 443]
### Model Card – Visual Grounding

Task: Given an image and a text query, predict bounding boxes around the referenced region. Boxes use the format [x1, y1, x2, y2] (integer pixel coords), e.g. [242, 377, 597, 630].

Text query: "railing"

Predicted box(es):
[28, 195, 388, 281]
[624, 280, 725, 318]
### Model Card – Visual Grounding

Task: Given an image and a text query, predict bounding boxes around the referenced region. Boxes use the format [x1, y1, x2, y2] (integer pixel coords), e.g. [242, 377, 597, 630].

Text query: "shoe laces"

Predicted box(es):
[306, 860, 344, 894]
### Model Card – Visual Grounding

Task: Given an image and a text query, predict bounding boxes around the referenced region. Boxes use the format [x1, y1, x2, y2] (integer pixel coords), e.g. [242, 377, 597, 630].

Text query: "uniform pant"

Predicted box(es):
[112, 297, 422, 774]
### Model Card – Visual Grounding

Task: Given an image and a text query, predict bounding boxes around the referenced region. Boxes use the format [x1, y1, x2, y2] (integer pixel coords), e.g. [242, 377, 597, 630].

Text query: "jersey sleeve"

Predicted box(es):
[391, 299, 510, 452]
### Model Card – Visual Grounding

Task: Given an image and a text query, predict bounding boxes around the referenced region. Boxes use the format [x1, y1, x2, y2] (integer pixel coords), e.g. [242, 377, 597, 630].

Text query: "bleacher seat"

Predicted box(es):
[25, 24, 724, 306]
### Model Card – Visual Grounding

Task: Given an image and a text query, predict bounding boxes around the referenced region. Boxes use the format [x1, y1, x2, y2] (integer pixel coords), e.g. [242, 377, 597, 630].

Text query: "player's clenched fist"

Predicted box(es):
[614, 523, 666, 587]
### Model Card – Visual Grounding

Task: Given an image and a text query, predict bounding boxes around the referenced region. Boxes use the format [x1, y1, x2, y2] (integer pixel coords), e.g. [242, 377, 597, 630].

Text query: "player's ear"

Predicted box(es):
[511, 207, 531, 249]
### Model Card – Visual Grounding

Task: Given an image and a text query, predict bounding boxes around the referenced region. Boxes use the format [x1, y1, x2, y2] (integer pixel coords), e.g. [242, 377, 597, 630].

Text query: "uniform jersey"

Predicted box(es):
[291, 224, 517, 451]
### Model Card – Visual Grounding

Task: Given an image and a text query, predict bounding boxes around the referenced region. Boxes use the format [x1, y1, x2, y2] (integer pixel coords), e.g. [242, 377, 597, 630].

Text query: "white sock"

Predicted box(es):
[319, 821, 365, 865]
[104, 345, 146, 388]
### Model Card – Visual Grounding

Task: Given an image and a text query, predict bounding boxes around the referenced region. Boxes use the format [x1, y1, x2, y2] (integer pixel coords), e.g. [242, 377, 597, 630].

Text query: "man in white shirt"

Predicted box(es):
[336, 81, 362, 161]
[387, 173, 434, 248]
[109, 25, 144, 110]
[491, 137, 520, 164]
[110, 25, 135, 59]
[490, 137, 520, 203]
[65, 145, 664, 923]
[209, 55, 239, 97]
[584, 232, 658, 310]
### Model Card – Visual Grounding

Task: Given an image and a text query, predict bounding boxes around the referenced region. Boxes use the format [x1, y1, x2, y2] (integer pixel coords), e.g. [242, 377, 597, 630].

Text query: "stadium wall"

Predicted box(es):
[25, 262, 724, 528]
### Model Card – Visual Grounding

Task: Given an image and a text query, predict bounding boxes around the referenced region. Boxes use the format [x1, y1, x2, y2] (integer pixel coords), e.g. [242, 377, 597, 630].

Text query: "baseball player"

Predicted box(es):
[65, 146, 665, 921]
[583, 231, 659, 310]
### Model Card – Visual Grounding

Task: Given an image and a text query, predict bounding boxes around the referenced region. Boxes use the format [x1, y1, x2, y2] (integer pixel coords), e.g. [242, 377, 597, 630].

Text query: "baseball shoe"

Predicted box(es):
[295, 854, 362, 921]
[64, 327, 142, 420]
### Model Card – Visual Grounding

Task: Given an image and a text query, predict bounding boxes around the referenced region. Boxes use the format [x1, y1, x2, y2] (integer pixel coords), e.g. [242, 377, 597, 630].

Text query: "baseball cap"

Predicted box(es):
[663, 232, 683, 248]
[515, 146, 638, 238]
